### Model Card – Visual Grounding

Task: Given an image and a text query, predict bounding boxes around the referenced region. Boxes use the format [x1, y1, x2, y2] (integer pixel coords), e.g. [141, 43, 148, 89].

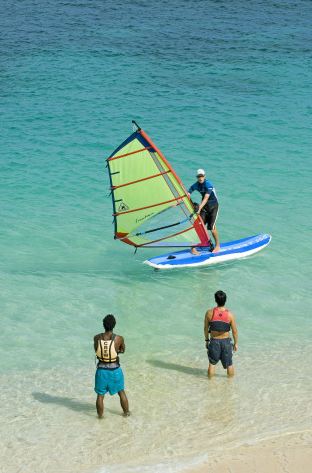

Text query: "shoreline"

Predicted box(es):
[1, 366, 312, 473]
[184, 431, 312, 473]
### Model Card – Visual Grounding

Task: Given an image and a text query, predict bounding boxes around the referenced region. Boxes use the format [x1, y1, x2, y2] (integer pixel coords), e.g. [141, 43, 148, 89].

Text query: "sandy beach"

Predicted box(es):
[186, 431, 312, 473]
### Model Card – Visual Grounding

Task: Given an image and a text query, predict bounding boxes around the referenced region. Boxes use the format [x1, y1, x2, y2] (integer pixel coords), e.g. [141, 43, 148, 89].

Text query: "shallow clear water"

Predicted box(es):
[1, 1, 312, 472]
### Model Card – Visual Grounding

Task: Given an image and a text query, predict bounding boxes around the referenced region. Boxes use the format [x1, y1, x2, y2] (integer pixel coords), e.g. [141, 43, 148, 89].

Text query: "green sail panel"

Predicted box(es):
[107, 128, 209, 248]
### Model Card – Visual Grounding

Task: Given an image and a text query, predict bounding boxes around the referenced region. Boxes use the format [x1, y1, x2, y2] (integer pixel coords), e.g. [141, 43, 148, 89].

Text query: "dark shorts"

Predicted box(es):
[208, 338, 233, 368]
[200, 203, 219, 230]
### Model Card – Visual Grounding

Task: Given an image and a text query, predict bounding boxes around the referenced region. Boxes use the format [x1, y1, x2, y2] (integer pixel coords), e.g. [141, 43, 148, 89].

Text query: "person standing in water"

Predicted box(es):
[187, 169, 220, 254]
[94, 314, 130, 417]
[204, 291, 238, 378]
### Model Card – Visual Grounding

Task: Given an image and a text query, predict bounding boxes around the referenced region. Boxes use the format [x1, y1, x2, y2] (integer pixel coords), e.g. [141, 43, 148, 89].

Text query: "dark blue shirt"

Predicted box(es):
[188, 179, 218, 205]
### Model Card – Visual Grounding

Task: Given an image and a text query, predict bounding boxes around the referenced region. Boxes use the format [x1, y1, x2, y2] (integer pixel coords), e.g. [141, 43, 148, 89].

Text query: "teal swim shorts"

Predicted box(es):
[94, 367, 124, 396]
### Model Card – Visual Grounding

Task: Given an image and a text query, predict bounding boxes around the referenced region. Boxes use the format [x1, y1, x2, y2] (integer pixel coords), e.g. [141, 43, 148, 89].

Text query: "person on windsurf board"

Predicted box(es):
[187, 169, 220, 254]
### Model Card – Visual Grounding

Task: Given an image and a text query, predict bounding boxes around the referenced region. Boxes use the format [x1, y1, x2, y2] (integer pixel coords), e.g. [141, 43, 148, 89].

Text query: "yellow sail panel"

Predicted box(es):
[107, 128, 209, 248]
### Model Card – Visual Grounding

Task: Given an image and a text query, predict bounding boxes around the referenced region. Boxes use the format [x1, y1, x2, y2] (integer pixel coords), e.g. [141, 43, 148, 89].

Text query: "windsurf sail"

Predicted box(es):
[106, 123, 210, 248]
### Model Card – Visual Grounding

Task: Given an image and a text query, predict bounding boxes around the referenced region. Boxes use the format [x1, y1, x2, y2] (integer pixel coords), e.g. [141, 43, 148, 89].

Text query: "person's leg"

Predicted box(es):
[118, 390, 130, 416]
[211, 226, 220, 253]
[95, 368, 107, 417]
[96, 394, 104, 418]
[191, 209, 207, 255]
[208, 363, 216, 378]
[207, 339, 220, 378]
[206, 205, 220, 253]
[221, 339, 234, 377]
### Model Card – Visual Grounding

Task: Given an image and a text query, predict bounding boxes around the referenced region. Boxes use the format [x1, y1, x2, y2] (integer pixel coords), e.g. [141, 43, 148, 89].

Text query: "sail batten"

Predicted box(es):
[135, 216, 192, 236]
[107, 127, 210, 248]
[114, 196, 186, 216]
[108, 146, 152, 161]
[112, 170, 171, 190]
[137, 226, 196, 247]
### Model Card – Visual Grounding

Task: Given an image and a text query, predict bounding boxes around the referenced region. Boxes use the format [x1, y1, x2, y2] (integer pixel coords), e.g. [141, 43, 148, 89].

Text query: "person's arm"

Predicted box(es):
[94, 335, 98, 352]
[118, 336, 125, 354]
[230, 314, 238, 351]
[187, 183, 195, 199]
[198, 193, 209, 213]
[204, 310, 211, 346]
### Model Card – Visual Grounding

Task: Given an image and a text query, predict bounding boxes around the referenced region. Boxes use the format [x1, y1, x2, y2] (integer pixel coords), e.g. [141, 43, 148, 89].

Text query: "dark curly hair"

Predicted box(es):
[103, 314, 116, 331]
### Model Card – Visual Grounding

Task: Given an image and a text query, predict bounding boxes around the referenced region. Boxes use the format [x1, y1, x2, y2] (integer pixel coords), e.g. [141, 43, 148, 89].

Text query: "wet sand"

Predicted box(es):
[186, 431, 312, 473]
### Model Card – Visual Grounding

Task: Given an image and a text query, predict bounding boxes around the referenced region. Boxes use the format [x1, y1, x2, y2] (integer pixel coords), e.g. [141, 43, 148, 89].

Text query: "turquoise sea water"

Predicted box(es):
[1, 1, 312, 472]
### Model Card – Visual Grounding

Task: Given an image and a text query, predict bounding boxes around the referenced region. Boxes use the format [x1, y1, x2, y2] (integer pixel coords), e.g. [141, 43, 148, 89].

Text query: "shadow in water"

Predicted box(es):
[147, 359, 206, 377]
[32, 392, 120, 416]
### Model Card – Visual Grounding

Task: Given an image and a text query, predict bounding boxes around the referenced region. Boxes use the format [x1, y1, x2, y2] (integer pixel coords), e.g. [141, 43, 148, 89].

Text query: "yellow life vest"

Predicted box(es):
[96, 334, 118, 363]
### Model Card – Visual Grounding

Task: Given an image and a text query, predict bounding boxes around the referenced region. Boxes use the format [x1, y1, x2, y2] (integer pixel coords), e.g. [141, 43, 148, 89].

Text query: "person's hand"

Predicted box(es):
[205, 340, 210, 350]
[233, 343, 238, 352]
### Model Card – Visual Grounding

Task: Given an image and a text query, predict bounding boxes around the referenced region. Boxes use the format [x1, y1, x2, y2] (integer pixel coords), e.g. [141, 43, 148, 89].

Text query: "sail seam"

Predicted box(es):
[107, 146, 152, 161]
[113, 196, 186, 216]
[112, 171, 171, 190]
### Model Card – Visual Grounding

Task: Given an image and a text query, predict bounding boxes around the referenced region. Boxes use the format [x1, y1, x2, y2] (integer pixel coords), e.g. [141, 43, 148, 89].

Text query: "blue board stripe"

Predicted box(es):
[147, 234, 271, 266]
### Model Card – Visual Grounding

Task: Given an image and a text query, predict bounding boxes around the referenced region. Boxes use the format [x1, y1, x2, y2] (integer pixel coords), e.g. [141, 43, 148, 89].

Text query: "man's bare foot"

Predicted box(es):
[191, 248, 200, 256]
[122, 411, 131, 417]
[212, 246, 220, 253]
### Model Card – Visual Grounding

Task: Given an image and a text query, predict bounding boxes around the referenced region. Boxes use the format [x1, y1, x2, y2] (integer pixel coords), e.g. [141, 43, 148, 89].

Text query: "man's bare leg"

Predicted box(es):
[212, 227, 220, 253]
[227, 365, 234, 377]
[208, 363, 216, 378]
[96, 395, 104, 418]
[118, 390, 130, 416]
[191, 247, 200, 255]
